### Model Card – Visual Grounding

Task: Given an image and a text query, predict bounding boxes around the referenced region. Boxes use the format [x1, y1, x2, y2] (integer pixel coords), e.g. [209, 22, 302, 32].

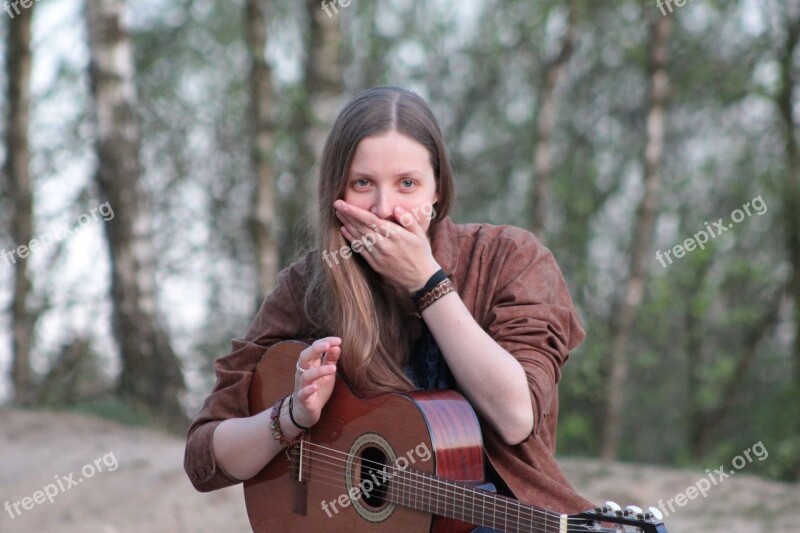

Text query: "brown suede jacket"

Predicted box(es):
[184, 216, 595, 514]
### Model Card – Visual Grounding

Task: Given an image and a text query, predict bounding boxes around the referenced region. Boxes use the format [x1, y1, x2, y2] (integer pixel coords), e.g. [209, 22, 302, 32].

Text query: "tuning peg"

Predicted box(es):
[604, 501, 621, 514]
[625, 505, 643, 517]
[647, 506, 664, 521]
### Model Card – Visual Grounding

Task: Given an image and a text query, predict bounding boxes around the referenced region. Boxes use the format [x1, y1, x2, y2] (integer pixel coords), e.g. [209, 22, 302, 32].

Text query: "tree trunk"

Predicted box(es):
[530, 4, 577, 241]
[689, 291, 782, 456]
[282, 0, 344, 265]
[5, 3, 36, 404]
[303, 0, 345, 160]
[244, 0, 279, 300]
[85, 0, 186, 427]
[776, 15, 800, 386]
[601, 14, 672, 460]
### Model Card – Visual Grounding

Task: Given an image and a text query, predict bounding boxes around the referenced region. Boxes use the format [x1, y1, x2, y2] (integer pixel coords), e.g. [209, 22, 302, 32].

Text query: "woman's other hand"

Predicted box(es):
[292, 336, 341, 427]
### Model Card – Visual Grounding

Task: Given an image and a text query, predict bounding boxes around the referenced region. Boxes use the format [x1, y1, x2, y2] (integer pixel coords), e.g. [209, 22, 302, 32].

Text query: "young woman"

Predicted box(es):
[184, 86, 594, 527]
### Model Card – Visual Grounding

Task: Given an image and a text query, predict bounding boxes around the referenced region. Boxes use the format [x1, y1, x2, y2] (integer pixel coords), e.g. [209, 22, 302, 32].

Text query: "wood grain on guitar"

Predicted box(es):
[244, 341, 668, 533]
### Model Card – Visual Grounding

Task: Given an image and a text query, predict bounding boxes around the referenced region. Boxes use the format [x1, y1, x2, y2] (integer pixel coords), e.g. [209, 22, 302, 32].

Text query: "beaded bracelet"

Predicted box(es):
[269, 395, 304, 447]
[416, 278, 455, 313]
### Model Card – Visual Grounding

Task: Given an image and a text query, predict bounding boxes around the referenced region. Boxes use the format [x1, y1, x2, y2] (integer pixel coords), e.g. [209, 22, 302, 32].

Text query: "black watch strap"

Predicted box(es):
[411, 268, 448, 300]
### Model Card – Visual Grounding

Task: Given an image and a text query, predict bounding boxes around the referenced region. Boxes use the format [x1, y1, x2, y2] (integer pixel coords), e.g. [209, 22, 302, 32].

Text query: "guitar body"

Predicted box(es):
[244, 341, 485, 533]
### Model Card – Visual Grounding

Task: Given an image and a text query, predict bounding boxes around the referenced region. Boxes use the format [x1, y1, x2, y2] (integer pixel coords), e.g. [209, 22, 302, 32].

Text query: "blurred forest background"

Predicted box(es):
[2, 0, 799, 488]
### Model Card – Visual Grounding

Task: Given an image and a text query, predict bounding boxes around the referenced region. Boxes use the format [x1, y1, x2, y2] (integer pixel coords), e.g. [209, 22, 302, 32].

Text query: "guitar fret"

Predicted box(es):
[471, 481, 476, 526]
[398, 468, 402, 507]
[443, 473, 448, 519]
[504, 497, 510, 531]
[402, 469, 407, 508]
[458, 483, 466, 522]
[481, 485, 486, 529]
[444, 472, 455, 515]
[410, 469, 414, 511]
[405, 469, 409, 508]
[490, 490, 496, 530]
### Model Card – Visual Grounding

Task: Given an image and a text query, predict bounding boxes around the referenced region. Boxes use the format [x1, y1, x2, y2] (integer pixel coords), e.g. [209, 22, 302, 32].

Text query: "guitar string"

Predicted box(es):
[286, 440, 594, 531]
[296, 440, 589, 529]
[279, 469, 593, 533]
[299, 440, 578, 521]
[281, 451, 600, 533]
[291, 456, 571, 533]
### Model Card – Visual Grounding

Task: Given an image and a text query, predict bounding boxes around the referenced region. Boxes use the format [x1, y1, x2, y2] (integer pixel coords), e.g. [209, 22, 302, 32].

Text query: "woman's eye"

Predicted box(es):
[354, 179, 370, 187]
[401, 179, 415, 188]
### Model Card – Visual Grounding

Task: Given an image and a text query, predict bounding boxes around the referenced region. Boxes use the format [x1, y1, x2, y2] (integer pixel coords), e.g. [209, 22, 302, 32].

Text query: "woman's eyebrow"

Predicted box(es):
[349, 170, 423, 178]
[395, 171, 423, 178]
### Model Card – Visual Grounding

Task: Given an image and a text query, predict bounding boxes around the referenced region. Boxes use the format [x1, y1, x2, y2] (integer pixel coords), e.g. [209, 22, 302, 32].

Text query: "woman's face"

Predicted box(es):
[343, 130, 439, 234]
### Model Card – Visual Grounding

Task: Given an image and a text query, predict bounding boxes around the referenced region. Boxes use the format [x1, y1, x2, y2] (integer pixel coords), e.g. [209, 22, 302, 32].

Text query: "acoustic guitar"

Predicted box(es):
[244, 341, 668, 533]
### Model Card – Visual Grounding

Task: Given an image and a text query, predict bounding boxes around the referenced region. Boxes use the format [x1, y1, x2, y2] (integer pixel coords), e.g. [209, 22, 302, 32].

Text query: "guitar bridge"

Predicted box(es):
[284, 437, 308, 516]
[285, 438, 305, 482]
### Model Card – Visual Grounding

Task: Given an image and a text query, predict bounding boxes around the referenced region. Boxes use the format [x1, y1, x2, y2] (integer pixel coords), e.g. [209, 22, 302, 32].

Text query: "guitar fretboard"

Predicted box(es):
[387, 468, 572, 533]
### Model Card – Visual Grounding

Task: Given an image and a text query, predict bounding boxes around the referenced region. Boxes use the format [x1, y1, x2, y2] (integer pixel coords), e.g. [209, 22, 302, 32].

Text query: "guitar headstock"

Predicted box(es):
[570, 501, 669, 532]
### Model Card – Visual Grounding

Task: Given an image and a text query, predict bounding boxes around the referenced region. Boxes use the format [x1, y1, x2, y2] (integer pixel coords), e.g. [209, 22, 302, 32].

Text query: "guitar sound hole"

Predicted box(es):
[359, 446, 389, 508]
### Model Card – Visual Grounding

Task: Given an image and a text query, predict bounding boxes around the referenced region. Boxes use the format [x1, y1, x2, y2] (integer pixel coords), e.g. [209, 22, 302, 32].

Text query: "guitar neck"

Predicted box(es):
[388, 468, 569, 533]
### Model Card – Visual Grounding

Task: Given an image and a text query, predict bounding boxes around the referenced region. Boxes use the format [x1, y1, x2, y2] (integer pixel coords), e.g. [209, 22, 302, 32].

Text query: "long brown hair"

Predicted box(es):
[302, 86, 454, 395]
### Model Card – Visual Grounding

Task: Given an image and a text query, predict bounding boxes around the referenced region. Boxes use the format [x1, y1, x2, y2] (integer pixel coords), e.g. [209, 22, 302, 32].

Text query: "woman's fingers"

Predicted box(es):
[298, 337, 341, 371]
[293, 337, 341, 422]
[294, 382, 318, 403]
[321, 346, 340, 365]
[395, 206, 427, 240]
[297, 362, 337, 387]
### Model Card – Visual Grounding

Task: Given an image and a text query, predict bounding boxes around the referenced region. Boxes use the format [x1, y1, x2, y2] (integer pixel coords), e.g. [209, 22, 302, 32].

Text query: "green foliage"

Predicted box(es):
[65, 396, 151, 428]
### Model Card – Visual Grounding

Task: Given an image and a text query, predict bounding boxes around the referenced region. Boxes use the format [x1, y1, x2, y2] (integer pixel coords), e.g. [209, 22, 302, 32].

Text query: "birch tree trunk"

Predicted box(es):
[85, 0, 186, 426]
[601, 14, 672, 460]
[282, 0, 343, 264]
[530, 4, 577, 241]
[776, 15, 800, 386]
[5, 4, 36, 404]
[244, 0, 279, 299]
[303, 0, 344, 161]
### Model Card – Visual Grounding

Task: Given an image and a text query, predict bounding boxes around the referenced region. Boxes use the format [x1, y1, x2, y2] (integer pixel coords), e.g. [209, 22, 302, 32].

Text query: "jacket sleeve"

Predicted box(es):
[481, 229, 585, 439]
[184, 258, 312, 492]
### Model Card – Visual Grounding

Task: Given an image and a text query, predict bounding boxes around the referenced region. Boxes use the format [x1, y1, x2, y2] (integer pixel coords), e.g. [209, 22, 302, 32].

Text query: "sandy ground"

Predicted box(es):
[1, 408, 798, 532]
